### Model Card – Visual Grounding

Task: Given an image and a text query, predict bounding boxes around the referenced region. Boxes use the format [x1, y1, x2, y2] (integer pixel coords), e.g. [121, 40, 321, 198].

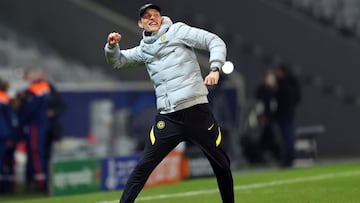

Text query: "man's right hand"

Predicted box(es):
[107, 32, 121, 48]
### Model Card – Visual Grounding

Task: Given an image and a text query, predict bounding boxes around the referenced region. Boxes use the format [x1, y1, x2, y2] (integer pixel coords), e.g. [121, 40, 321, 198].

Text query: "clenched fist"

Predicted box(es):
[107, 32, 121, 48]
[204, 71, 220, 86]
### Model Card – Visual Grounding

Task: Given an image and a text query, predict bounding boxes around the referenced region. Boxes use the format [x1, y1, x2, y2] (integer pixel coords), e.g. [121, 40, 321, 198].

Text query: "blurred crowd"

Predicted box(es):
[0, 68, 66, 195]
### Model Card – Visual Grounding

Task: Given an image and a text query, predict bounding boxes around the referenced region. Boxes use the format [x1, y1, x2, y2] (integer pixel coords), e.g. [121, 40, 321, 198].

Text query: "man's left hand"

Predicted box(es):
[204, 71, 220, 86]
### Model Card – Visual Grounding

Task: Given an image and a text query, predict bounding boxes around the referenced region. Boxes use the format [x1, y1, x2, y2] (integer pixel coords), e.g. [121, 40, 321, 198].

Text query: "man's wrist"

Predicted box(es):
[107, 43, 116, 49]
[210, 66, 220, 72]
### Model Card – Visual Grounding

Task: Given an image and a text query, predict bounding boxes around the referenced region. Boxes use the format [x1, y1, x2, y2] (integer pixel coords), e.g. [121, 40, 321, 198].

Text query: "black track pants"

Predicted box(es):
[119, 103, 234, 203]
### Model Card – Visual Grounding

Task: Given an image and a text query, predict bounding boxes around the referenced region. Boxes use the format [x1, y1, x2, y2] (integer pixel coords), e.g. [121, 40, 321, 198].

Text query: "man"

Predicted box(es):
[18, 69, 50, 193]
[35, 69, 66, 195]
[37, 69, 66, 194]
[0, 78, 15, 193]
[104, 3, 234, 203]
[275, 64, 301, 167]
[255, 69, 281, 163]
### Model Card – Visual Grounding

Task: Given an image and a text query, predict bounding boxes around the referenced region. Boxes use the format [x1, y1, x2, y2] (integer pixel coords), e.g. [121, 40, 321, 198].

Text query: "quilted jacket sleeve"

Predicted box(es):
[174, 22, 226, 69]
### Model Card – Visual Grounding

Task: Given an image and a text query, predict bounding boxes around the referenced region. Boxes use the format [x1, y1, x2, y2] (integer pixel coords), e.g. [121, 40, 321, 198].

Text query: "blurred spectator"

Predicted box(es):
[39, 69, 66, 191]
[17, 68, 51, 193]
[275, 64, 301, 167]
[0, 78, 17, 193]
[255, 69, 281, 163]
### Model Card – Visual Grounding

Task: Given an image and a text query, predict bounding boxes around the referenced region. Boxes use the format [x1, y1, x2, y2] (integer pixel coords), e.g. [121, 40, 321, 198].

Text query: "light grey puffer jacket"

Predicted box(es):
[104, 16, 226, 114]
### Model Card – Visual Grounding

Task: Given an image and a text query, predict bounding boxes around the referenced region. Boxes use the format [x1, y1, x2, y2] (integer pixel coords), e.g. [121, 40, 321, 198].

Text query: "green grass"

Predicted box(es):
[2, 161, 360, 203]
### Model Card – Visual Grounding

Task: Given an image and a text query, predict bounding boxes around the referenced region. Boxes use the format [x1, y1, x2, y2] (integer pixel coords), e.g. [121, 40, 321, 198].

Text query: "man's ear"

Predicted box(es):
[138, 20, 143, 29]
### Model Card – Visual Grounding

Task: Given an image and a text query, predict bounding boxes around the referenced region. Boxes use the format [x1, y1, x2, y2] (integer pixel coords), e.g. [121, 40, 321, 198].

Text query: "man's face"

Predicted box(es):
[138, 8, 162, 32]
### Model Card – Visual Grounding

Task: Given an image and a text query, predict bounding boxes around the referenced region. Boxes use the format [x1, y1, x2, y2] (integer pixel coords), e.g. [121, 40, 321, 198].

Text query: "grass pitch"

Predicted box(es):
[2, 161, 360, 203]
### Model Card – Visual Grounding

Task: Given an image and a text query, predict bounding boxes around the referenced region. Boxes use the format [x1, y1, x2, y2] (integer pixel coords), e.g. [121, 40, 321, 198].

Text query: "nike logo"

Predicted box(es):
[208, 123, 215, 131]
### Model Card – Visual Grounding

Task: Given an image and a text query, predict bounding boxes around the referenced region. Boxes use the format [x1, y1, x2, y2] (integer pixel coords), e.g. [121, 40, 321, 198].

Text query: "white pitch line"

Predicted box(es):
[98, 170, 360, 203]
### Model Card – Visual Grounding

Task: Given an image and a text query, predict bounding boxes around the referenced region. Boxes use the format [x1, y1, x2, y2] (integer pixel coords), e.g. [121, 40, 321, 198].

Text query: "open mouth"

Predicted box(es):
[149, 22, 158, 26]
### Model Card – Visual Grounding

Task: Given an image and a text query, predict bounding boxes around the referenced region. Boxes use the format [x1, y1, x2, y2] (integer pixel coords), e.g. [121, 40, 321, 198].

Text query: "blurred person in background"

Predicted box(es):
[17, 68, 50, 193]
[255, 69, 281, 164]
[104, 3, 234, 203]
[37, 69, 66, 192]
[275, 64, 301, 168]
[0, 78, 16, 193]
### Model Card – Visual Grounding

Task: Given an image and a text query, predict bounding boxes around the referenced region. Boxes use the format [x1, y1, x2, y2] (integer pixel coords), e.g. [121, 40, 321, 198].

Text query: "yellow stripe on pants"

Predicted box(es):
[216, 127, 222, 147]
[150, 126, 156, 145]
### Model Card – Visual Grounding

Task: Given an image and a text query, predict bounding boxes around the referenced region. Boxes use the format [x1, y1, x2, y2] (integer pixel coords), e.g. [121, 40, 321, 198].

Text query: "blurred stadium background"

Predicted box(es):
[0, 0, 360, 199]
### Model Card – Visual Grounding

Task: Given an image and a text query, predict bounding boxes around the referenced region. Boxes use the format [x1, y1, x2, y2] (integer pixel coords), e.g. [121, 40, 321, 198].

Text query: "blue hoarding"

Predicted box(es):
[100, 154, 141, 191]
